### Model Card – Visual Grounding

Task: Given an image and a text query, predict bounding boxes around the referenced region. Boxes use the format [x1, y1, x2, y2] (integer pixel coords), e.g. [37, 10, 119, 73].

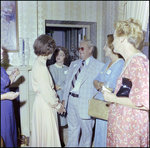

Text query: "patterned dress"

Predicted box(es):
[1, 66, 17, 147]
[107, 53, 149, 147]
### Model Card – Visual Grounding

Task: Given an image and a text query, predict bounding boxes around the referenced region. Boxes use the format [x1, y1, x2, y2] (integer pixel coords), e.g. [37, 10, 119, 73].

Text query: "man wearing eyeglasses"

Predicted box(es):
[62, 39, 104, 147]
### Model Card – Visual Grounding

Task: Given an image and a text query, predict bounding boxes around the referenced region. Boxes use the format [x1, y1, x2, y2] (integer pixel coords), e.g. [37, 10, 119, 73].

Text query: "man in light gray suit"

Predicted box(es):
[62, 39, 104, 147]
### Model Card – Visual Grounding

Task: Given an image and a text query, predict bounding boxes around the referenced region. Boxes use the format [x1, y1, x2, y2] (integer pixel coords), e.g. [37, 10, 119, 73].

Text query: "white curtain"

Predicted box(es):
[101, 1, 119, 63]
[118, 1, 149, 32]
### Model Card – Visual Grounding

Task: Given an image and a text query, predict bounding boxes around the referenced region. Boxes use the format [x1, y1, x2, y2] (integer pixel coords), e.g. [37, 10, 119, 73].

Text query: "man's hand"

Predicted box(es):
[57, 104, 66, 115]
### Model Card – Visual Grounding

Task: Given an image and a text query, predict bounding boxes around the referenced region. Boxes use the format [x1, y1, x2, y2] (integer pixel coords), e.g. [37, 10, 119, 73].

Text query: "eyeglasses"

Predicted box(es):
[77, 47, 84, 51]
[57, 54, 65, 57]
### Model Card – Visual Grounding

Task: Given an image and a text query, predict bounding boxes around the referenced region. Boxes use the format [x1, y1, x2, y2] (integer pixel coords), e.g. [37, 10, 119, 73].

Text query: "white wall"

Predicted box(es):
[4, 1, 120, 66]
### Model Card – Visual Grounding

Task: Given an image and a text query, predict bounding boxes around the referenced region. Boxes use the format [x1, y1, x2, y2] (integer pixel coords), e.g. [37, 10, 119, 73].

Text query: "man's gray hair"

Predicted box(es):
[80, 39, 94, 51]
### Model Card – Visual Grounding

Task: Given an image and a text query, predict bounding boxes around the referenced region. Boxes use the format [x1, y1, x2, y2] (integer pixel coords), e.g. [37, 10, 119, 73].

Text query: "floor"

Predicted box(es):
[62, 126, 95, 147]
[57, 124, 95, 147]
[18, 125, 95, 147]
[18, 126, 94, 147]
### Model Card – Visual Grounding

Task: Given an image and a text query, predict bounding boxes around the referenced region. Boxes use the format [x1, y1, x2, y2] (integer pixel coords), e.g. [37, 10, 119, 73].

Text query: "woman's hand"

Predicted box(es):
[48, 99, 59, 108]
[101, 90, 116, 103]
[12, 68, 20, 77]
[1, 92, 20, 100]
[48, 100, 66, 114]
[102, 90, 149, 111]
[9, 68, 20, 84]
[55, 85, 61, 90]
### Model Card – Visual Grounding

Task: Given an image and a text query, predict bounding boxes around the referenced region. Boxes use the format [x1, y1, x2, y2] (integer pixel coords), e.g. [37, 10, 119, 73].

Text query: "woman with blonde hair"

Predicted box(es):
[102, 18, 149, 147]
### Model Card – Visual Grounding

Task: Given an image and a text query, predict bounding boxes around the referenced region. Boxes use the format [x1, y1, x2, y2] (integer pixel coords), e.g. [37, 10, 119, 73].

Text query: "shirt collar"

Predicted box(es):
[38, 55, 47, 61]
[84, 56, 92, 66]
[55, 63, 63, 68]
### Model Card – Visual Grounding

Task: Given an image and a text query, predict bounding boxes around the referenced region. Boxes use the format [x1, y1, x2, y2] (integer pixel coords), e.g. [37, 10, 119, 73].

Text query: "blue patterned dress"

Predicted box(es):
[93, 59, 124, 147]
[1, 66, 17, 147]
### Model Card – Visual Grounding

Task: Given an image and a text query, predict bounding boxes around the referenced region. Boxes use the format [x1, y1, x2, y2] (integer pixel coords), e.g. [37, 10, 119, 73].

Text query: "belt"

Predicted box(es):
[69, 92, 79, 98]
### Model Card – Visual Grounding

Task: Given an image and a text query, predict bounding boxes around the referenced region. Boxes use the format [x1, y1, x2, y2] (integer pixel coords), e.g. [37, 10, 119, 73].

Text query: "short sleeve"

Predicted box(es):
[94, 72, 102, 82]
[129, 57, 149, 109]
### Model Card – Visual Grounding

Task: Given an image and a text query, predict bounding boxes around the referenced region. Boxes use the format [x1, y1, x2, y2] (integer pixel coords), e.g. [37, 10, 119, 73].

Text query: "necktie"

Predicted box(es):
[71, 60, 85, 89]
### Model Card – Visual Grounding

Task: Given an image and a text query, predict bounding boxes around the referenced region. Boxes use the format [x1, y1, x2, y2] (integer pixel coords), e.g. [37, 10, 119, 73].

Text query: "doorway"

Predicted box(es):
[45, 20, 97, 66]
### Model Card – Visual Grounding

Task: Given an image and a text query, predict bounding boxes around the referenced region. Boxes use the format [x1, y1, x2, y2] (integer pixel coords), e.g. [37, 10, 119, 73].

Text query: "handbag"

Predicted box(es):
[116, 77, 132, 97]
[88, 91, 111, 120]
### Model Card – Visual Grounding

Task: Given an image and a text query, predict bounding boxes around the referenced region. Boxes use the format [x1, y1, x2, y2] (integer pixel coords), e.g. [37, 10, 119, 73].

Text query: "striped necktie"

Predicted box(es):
[71, 60, 85, 89]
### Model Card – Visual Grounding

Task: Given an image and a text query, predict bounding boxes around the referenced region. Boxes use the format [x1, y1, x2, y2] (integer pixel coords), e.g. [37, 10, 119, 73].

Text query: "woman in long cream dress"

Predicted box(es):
[30, 34, 65, 147]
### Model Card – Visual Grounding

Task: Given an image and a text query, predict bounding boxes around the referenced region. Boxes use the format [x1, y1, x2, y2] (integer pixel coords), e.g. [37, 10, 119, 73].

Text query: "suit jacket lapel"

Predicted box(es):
[80, 57, 96, 84]
[70, 60, 82, 82]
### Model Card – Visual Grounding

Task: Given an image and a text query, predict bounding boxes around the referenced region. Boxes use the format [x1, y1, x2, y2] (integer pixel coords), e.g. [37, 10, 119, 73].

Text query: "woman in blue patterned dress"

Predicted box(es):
[93, 34, 124, 147]
[1, 48, 20, 147]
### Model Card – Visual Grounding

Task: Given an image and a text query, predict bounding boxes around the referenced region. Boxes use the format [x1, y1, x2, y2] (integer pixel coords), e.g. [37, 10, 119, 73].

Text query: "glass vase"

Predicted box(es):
[24, 38, 30, 66]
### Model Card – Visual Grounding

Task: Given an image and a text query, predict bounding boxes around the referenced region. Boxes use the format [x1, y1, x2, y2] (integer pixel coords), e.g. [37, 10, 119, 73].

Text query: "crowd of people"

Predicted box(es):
[1, 18, 149, 147]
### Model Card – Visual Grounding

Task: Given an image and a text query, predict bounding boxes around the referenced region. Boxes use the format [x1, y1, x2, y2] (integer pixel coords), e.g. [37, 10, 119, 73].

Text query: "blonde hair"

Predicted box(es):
[114, 18, 143, 49]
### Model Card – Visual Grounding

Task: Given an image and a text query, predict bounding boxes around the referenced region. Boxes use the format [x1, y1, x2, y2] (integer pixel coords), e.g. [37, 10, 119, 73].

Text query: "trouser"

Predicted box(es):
[94, 118, 108, 147]
[66, 95, 95, 147]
